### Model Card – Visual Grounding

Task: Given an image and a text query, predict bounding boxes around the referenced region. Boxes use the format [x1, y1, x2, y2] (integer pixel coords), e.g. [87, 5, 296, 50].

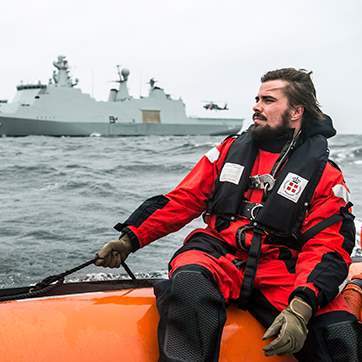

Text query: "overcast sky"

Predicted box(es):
[1, 0, 361, 134]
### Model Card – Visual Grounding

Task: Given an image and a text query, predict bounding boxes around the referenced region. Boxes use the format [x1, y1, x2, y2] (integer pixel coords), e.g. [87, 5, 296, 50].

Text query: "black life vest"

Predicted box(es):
[207, 131, 329, 237]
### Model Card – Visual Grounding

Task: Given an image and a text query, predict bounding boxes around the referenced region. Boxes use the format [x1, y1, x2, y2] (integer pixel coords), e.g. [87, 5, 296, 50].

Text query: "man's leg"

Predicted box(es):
[295, 296, 362, 362]
[154, 265, 226, 362]
[254, 253, 361, 362]
[154, 233, 243, 362]
[249, 290, 361, 361]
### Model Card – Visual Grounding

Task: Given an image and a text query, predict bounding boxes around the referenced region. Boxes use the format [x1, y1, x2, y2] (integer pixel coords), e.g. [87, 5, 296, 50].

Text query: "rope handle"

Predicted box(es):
[33, 256, 136, 291]
[0, 256, 137, 303]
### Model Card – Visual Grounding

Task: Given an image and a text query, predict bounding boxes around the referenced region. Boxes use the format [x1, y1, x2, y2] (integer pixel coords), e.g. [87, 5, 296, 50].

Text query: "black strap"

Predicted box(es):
[237, 228, 263, 309]
[299, 214, 343, 244]
[121, 261, 136, 280]
[299, 202, 354, 244]
[269, 132, 300, 180]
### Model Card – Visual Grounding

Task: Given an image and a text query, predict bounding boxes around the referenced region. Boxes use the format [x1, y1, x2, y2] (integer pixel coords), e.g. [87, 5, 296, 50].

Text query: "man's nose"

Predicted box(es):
[253, 101, 262, 113]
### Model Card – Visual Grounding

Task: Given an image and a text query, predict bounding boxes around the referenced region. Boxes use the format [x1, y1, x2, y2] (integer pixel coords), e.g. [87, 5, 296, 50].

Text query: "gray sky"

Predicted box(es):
[1, 0, 361, 133]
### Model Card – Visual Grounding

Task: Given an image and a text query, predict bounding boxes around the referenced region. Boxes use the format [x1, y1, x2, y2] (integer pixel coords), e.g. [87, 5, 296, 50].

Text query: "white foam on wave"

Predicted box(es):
[66, 270, 168, 283]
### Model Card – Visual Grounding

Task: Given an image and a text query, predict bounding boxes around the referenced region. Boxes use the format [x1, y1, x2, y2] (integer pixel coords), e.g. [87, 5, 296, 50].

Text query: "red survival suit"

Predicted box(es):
[116, 117, 360, 362]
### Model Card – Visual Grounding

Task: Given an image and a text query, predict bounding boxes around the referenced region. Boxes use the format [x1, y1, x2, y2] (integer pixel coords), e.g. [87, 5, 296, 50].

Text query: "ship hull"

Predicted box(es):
[0, 116, 242, 136]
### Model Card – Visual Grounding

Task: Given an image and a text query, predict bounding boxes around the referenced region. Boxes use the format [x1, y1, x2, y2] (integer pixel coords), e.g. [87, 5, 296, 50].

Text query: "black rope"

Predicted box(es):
[0, 257, 136, 302]
[121, 261, 136, 280]
[0, 282, 63, 302]
[32, 257, 98, 291]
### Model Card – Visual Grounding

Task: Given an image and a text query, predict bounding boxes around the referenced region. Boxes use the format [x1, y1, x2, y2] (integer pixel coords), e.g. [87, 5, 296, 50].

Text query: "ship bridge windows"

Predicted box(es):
[16, 84, 47, 91]
[142, 110, 160, 124]
[36, 115, 55, 120]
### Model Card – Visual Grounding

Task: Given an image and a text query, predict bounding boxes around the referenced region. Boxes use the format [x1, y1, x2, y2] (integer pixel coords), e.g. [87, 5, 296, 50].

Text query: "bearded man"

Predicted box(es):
[96, 68, 360, 361]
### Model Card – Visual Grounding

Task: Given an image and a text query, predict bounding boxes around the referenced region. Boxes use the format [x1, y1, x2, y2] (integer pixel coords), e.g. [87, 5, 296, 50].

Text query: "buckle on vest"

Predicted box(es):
[249, 174, 275, 191]
[250, 203, 263, 219]
[239, 201, 264, 221]
[236, 222, 266, 251]
[236, 224, 254, 250]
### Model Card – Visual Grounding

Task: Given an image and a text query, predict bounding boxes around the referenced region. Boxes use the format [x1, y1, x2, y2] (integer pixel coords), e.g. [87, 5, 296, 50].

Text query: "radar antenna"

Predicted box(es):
[148, 78, 157, 89]
[114, 65, 129, 83]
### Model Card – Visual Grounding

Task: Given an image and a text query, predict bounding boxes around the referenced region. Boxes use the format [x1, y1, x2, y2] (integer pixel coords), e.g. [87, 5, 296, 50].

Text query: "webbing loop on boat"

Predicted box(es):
[31, 258, 98, 291]
[0, 257, 136, 302]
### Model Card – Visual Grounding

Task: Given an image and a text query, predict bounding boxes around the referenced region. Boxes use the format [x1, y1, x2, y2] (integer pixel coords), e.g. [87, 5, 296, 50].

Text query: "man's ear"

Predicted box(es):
[290, 105, 304, 121]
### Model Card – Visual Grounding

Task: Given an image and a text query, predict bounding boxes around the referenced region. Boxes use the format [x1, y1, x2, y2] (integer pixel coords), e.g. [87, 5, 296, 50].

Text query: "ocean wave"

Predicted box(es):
[0, 273, 33, 289]
[164, 141, 216, 154]
[22, 229, 61, 240]
[122, 162, 192, 173]
[330, 146, 362, 162]
[0, 164, 59, 175]
[352, 147, 362, 158]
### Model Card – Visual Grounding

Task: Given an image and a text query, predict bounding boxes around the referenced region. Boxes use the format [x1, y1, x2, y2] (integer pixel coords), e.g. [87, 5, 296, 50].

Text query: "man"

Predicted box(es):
[96, 68, 360, 361]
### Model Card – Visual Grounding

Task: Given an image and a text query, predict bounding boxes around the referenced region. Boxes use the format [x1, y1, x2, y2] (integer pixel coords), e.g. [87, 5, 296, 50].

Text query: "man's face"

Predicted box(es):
[252, 79, 291, 129]
[251, 79, 303, 142]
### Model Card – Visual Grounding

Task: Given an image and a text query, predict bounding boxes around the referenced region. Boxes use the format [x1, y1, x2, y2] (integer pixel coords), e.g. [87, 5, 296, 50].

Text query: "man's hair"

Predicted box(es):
[261, 68, 324, 122]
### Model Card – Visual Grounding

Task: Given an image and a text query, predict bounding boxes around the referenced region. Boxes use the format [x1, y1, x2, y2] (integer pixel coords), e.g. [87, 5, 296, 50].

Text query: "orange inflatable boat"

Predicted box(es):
[0, 280, 295, 362]
[0, 278, 297, 362]
[0, 260, 361, 362]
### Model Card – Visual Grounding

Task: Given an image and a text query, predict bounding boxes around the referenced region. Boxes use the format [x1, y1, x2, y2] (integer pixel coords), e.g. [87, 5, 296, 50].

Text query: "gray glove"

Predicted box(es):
[95, 234, 132, 268]
[262, 297, 313, 356]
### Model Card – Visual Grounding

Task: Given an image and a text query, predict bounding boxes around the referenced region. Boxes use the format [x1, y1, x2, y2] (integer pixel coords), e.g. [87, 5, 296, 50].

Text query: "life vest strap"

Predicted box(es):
[237, 227, 264, 309]
[299, 202, 354, 244]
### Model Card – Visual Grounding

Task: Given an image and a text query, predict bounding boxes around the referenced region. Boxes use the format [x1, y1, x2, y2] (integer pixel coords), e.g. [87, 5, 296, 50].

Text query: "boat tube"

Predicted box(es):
[0, 278, 296, 362]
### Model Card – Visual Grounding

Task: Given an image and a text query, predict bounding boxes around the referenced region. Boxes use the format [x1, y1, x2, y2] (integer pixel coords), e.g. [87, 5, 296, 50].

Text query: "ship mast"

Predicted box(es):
[51, 55, 78, 88]
[115, 66, 130, 101]
[108, 66, 131, 102]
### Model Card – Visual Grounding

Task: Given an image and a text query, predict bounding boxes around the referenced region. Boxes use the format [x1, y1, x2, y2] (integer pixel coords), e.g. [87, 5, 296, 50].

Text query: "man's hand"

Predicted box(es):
[95, 234, 132, 268]
[262, 297, 312, 356]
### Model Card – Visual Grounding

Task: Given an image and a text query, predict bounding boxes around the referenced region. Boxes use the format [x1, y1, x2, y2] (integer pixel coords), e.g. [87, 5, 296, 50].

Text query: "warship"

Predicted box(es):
[0, 56, 243, 136]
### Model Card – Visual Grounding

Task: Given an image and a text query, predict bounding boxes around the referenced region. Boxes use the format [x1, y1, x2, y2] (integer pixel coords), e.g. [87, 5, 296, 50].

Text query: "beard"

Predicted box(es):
[250, 109, 293, 144]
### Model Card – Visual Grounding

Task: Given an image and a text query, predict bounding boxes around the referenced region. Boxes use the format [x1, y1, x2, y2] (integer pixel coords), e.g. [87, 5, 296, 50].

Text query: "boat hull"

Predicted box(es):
[0, 116, 242, 136]
[0, 280, 294, 362]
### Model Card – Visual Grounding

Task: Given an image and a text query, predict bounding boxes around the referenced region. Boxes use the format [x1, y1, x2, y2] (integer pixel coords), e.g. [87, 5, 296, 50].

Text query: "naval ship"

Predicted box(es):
[0, 56, 243, 136]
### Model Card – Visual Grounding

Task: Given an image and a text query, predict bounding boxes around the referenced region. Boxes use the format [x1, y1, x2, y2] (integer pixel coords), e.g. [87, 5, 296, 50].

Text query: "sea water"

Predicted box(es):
[0, 135, 361, 288]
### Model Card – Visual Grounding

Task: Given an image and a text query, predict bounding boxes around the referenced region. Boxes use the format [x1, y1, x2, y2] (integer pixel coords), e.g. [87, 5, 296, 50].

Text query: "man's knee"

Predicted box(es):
[296, 311, 362, 362]
[155, 264, 225, 322]
[171, 264, 223, 302]
[322, 319, 362, 361]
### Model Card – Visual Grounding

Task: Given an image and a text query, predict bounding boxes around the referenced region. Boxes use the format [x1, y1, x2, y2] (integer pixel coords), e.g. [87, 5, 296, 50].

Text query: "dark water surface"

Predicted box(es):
[1, 135, 361, 288]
